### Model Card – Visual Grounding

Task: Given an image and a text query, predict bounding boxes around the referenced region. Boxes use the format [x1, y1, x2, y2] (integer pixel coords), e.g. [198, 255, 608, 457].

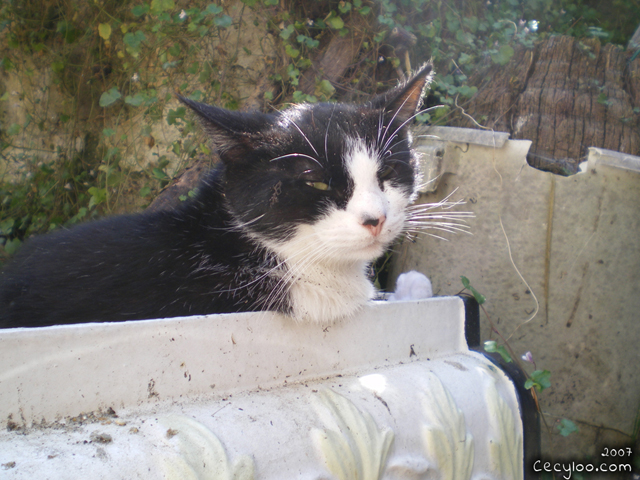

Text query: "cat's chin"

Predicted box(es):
[286, 260, 374, 325]
[343, 240, 388, 263]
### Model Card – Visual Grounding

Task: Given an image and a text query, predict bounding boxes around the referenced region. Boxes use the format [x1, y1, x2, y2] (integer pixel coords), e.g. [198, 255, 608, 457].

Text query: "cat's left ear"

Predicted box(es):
[178, 96, 272, 160]
[371, 62, 434, 124]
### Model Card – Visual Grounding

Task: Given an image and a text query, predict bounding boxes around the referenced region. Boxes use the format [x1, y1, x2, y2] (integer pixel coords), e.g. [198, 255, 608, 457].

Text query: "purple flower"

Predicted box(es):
[522, 351, 534, 364]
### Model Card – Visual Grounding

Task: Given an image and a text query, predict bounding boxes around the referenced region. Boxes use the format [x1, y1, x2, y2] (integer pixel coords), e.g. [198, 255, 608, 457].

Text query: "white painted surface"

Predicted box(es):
[0, 298, 523, 479]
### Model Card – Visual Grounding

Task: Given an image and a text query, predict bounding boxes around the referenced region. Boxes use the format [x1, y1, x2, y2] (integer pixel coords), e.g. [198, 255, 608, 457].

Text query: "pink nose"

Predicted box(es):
[362, 215, 386, 237]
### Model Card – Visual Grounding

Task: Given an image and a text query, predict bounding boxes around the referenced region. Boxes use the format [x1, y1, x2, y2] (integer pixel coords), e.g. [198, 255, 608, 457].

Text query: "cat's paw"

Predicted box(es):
[388, 271, 433, 301]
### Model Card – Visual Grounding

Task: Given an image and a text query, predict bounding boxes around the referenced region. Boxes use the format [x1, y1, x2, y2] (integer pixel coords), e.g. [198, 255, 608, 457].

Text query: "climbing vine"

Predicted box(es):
[0, 0, 635, 260]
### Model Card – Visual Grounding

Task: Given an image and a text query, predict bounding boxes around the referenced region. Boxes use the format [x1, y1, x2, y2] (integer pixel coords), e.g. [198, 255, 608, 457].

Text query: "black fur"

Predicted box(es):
[0, 168, 284, 327]
[0, 64, 433, 328]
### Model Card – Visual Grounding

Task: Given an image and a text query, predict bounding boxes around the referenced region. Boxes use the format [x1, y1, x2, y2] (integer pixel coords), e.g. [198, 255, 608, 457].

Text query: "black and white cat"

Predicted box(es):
[0, 64, 435, 328]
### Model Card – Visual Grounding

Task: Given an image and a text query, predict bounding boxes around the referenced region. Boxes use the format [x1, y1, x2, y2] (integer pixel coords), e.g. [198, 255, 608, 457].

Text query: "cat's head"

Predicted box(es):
[181, 64, 433, 264]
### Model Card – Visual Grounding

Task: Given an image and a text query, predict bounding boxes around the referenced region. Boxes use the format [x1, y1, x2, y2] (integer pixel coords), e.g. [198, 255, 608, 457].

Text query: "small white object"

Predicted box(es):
[389, 271, 433, 301]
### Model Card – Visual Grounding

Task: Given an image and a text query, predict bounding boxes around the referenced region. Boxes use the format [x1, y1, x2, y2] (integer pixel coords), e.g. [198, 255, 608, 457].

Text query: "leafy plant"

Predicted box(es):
[525, 369, 552, 393]
[1, 0, 635, 264]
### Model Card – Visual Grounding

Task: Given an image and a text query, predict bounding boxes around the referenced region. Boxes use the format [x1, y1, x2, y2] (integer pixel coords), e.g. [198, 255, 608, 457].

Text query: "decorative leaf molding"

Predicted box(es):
[312, 388, 395, 480]
[485, 376, 523, 480]
[420, 373, 474, 480]
[160, 415, 255, 480]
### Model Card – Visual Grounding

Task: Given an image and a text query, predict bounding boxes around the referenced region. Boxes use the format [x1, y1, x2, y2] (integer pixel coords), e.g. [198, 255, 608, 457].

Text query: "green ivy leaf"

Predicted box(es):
[490, 44, 514, 66]
[0, 219, 15, 235]
[280, 24, 295, 40]
[458, 85, 478, 98]
[458, 52, 473, 65]
[205, 4, 223, 15]
[526, 369, 551, 392]
[597, 92, 612, 106]
[123, 30, 146, 49]
[338, 2, 352, 14]
[214, 15, 232, 28]
[102, 128, 116, 137]
[125, 94, 145, 107]
[131, 4, 150, 17]
[187, 90, 203, 101]
[292, 90, 317, 103]
[326, 15, 344, 30]
[557, 418, 579, 437]
[166, 107, 186, 125]
[152, 168, 168, 180]
[68, 207, 88, 225]
[98, 23, 112, 41]
[6, 123, 21, 135]
[460, 276, 486, 305]
[484, 340, 513, 363]
[297, 34, 319, 48]
[88, 187, 107, 209]
[167, 43, 181, 57]
[150, 0, 175, 15]
[587, 26, 612, 41]
[416, 113, 431, 123]
[1, 57, 15, 72]
[199, 143, 211, 155]
[285, 44, 300, 58]
[51, 61, 65, 73]
[316, 79, 335, 98]
[3, 238, 22, 255]
[99, 87, 122, 107]
[186, 61, 200, 74]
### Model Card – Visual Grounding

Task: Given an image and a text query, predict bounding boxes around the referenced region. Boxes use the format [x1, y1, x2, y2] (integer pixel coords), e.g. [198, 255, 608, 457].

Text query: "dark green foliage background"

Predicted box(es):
[0, 0, 637, 262]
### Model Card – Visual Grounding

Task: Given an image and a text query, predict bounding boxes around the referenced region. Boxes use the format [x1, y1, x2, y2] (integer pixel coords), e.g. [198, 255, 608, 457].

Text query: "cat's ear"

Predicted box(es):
[178, 96, 272, 160]
[371, 62, 434, 124]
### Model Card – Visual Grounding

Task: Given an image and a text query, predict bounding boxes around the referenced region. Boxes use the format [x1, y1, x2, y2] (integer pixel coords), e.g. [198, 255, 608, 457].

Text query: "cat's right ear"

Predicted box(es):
[179, 96, 272, 161]
[370, 62, 434, 125]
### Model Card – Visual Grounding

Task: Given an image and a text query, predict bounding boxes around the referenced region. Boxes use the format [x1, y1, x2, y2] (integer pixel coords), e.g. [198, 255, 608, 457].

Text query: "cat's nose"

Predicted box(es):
[362, 215, 386, 237]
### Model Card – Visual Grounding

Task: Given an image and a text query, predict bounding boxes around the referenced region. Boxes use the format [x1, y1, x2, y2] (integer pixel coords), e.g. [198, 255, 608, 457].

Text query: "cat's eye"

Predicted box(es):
[306, 181, 331, 191]
[379, 165, 395, 180]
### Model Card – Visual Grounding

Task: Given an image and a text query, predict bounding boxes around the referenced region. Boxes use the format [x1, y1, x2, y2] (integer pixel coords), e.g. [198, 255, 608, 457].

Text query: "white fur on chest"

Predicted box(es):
[286, 258, 374, 324]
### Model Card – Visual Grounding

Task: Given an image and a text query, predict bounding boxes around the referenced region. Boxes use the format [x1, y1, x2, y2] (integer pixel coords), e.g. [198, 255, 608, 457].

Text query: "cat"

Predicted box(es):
[0, 64, 434, 328]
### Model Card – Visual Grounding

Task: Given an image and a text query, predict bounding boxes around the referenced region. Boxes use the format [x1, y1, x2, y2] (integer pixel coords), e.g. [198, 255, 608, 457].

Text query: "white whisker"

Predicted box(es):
[381, 105, 442, 153]
[405, 224, 472, 235]
[288, 118, 320, 157]
[324, 103, 337, 161]
[380, 92, 414, 151]
[270, 153, 323, 168]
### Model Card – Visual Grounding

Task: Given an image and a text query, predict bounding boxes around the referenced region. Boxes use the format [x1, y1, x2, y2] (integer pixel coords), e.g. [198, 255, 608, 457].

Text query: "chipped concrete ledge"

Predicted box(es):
[414, 125, 511, 148]
[0, 299, 467, 424]
[583, 146, 640, 173]
[0, 298, 528, 479]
